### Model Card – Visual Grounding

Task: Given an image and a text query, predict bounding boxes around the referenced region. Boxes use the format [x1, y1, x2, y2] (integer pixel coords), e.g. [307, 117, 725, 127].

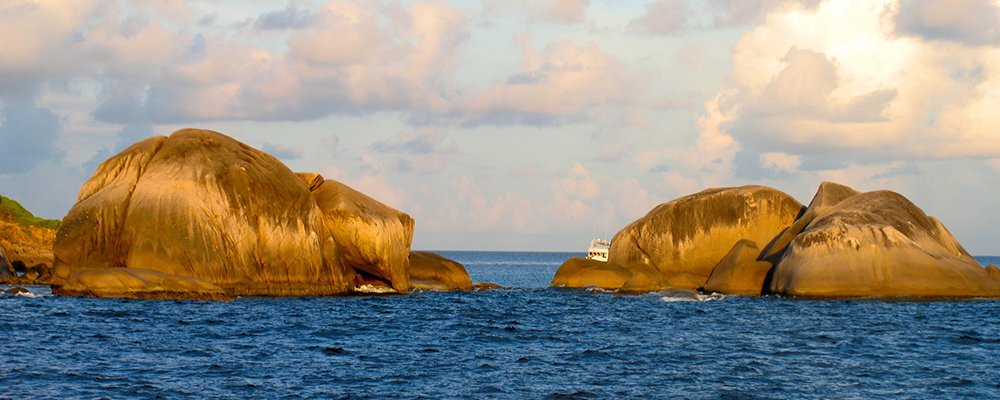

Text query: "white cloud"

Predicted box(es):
[551, 163, 600, 222]
[704, 0, 1000, 166]
[461, 35, 633, 124]
[759, 152, 801, 173]
[628, 0, 689, 35]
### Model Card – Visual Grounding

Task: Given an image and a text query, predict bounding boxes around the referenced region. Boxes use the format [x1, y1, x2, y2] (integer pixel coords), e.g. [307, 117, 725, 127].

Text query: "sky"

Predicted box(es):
[1, 0, 999, 254]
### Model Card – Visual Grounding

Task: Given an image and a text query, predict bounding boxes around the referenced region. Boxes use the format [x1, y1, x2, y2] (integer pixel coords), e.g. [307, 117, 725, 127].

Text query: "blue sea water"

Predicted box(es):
[2, 252, 999, 399]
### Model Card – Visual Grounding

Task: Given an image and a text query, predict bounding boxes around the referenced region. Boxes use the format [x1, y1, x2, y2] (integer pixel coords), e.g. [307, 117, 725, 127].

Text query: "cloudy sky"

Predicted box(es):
[2, 0, 999, 253]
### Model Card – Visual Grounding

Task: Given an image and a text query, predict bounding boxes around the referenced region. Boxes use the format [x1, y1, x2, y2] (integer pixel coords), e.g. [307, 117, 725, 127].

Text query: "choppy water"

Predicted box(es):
[2, 252, 999, 399]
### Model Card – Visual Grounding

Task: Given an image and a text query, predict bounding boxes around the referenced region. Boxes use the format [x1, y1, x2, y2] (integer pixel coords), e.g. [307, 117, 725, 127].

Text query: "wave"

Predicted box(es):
[659, 290, 726, 302]
[353, 284, 398, 294]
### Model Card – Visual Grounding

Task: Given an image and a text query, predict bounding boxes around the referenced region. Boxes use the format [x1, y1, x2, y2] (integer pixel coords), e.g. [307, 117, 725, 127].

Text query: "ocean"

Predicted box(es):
[2, 252, 999, 399]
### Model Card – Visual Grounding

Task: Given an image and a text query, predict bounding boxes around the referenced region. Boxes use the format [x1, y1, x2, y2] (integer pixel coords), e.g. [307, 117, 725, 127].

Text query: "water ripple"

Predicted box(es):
[1, 254, 998, 399]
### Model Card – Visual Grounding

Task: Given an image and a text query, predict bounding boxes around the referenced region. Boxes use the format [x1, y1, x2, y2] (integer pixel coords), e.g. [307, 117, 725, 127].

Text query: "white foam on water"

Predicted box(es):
[585, 286, 613, 293]
[659, 292, 726, 302]
[353, 284, 398, 294]
[15, 291, 37, 299]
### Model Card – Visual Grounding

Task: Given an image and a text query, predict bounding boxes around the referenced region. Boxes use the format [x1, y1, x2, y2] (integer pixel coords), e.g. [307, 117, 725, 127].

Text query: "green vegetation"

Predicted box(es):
[0, 195, 60, 229]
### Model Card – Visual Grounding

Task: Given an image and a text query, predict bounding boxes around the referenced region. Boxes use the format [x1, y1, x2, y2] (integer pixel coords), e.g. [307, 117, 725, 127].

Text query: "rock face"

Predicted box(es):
[702, 239, 773, 296]
[760, 182, 860, 263]
[770, 187, 1000, 298]
[408, 251, 472, 291]
[308, 175, 414, 293]
[0, 246, 13, 283]
[57, 268, 229, 301]
[52, 129, 417, 300]
[607, 186, 803, 290]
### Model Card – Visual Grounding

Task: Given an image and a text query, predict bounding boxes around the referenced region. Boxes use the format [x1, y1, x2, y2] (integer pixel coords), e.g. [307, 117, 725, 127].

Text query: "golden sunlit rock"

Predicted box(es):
[52, 128, 422, 300]
[408, 251, 472, 291]
[770, 188, 1000, 298]
[607, 185, 803, 291]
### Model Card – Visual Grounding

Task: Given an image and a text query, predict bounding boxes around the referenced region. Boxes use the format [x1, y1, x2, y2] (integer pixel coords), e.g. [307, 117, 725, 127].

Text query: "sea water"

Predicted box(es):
[2, 252, 999, 399]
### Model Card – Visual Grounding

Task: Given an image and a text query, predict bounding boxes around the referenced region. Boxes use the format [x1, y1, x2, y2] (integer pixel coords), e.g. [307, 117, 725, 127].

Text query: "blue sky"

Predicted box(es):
[2, 0, 1000, 253]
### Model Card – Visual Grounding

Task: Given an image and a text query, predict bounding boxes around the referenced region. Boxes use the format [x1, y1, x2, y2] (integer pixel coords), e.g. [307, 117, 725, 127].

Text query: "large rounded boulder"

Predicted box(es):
[52, 129, 356, 299]
[607, 185, 803, 290]
[770, 189, 1000, 298]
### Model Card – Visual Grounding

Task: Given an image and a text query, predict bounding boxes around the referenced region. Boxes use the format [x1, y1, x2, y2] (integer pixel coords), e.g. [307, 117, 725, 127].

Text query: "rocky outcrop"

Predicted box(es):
[57, 268, 229, 301]
[52, 129, 420, 300]
[551, 257, 633, 290]
[307, 174, 414, 293]
[605, 185, 803, 291]
[759, 182, 860, 263]
[769, 188, 1000, 298]
[408, 251, 472, 291]
[552, 181, 998, 299]
[701, 239, 772, 296]
[0, 196, 58, 284]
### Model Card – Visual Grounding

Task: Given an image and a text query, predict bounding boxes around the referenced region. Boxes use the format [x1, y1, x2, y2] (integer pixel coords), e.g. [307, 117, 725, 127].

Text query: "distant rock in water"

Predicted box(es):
[408, 251, 472, 292]
[770, 187, 1000, 298]
[575, 185, 802, 292]
[3, 287, 30, 295]
[551, 257, 633, 290]
[52, 129, 418, 300]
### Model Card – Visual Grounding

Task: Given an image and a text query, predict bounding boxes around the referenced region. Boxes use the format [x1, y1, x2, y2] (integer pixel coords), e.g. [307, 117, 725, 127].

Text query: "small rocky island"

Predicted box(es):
[552, 182, 1000, 298]
[48, 129, 471, 300]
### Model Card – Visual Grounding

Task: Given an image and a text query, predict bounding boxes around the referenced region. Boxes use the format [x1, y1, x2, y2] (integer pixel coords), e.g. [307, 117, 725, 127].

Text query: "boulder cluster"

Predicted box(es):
[552, 183, 1000, 298]
[48, 129, 471, 300]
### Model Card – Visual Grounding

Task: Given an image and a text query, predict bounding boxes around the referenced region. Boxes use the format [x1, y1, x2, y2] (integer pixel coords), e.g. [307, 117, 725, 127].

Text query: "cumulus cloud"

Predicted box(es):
[693, 0, 1000, 181]
[4, 0, 471, 125]
[254, 3, 315, 30]
[551, 163, 600, 221]
[461, 35, 634, 124]
[891, 0, 1000, 45]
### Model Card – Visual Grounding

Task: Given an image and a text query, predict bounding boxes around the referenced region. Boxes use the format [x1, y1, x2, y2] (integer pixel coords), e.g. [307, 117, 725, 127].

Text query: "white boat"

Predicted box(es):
[586, 239, 610, 262]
